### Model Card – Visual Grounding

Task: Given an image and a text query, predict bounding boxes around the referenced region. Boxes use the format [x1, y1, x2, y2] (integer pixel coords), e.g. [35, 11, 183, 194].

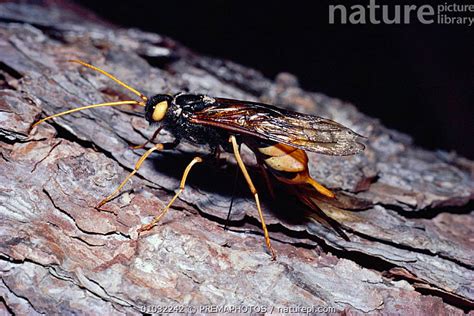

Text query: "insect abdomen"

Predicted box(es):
[258, 143, 335, 198]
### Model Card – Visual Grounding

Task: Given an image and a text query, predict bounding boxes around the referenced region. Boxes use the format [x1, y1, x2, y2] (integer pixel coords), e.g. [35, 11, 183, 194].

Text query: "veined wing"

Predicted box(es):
[190, 98, 365, 155]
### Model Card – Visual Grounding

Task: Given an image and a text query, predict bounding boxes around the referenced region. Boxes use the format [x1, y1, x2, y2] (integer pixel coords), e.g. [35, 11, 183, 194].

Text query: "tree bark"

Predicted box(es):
[0, 1, 472, 314]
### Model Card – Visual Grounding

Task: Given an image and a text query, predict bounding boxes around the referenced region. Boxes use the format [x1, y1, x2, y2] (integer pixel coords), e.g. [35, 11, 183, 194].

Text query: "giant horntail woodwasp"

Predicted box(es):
[33, 60, 365, 259]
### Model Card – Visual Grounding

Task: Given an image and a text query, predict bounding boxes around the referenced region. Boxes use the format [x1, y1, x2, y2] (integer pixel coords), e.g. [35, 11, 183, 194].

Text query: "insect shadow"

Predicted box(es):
[146, 149, 315, 227]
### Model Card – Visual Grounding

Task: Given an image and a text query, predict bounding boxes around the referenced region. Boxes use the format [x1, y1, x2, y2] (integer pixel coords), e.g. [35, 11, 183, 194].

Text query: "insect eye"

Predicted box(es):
[152, 100, 168, 122]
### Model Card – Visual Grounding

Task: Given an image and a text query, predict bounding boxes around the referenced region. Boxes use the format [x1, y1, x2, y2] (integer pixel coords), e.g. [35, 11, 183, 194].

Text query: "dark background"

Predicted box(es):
[77, 0, 473, 158]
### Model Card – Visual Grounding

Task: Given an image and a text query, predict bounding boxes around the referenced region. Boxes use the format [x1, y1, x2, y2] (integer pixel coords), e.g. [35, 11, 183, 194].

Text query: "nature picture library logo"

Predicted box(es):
[329, 0, 474, 26]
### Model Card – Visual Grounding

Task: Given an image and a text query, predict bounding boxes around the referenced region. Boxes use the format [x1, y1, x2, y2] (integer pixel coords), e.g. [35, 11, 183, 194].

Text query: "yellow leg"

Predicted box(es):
[138, 156, 203, 232]
[229, 136, 276, 260]
[96, 143, 164, 208]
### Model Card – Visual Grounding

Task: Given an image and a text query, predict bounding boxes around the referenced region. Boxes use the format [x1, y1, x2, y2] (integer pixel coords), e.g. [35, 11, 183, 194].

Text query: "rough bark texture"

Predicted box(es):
[0, 1, 473, 315]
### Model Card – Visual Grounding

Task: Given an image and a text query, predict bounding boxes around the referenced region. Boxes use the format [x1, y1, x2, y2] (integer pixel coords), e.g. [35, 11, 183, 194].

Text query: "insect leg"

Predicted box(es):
[139, 156, 203, 232]
[256, 157, 276, 199]
[97, 143, 165, 208]
[131, 126, 163, 150]
[229, 135, 276, 260]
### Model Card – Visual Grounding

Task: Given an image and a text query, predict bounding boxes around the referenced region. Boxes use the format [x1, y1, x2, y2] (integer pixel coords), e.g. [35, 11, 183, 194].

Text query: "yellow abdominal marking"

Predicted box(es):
[258, 143, 296, 156]
[259, 143, 307, 173]
[264, 155, 306, 172]
[259, 143, 335, 198]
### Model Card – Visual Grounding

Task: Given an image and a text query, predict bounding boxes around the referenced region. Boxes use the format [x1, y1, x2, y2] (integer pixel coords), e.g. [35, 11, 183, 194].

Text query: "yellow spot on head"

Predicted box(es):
[152, 100, 168, 122]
